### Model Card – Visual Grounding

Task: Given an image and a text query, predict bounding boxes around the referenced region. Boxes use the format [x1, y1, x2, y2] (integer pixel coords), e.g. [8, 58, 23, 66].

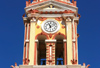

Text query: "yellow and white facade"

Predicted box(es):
[22, 0, 80, 66]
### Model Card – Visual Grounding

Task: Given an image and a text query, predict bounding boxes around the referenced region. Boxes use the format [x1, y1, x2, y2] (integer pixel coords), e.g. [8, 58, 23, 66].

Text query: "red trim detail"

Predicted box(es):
[49, 33, 53, 38]
[35, 32, 49, 39]
[62, 25, 65, 29]
[24, 23, 27, 44]
[23, 58, 30, 65]
[52, 46, 55, 47]
[71, 59, 77, 64]
[26, 0, 49, 7]
[64, 42, 67, 65]
[23, 23, 27, 64]
[26, 0, 76, 7]
[75, 23, 78, 61]
[50, 11, 52, 14]
[39, 17, 47, 21]
[37, 25, 40, 28]
[55, 17, 62, 21]
[28, 9, 39, 14]
[27, 43, 29, 61]
[77, 33, 79, 38]
[53, 32, 66, 39]
[52, 57, 55, 58]
[27, 23, 30, 59]
[52, 48, 54, 50]
[23, 45, 26, 62]
[72, 24, 74, 60]
[34, 42, 37, 65]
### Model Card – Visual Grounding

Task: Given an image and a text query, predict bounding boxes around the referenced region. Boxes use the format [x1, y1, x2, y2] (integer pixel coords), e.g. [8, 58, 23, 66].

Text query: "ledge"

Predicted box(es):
[19, 65, 84, 68]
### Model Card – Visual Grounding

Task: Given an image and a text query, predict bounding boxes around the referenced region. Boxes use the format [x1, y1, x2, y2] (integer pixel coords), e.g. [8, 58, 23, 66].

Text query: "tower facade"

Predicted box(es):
[16, 0, 89, 68]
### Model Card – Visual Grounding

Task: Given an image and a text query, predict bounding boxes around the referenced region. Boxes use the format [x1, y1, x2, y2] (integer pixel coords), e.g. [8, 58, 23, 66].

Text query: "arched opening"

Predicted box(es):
[37, 35, 47, 65]
[55, 35, 64, 65]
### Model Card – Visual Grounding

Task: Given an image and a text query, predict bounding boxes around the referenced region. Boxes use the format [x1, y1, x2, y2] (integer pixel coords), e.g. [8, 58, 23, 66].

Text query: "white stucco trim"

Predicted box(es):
[45, 39, 56, 43]
[72, 39, 76, 43]
[35, 40, 38, 42]
[26, 40, 29, 43]
[63, 39, 67, 42]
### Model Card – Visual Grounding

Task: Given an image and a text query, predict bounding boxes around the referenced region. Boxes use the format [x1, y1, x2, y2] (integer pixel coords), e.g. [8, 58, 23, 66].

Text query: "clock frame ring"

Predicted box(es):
[41, 19, 60, 34]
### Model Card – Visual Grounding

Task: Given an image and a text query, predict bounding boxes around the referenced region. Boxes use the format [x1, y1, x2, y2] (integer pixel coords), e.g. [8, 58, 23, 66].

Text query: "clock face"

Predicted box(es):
[42, 19, 60, 34]
[44, 21, 57, 32]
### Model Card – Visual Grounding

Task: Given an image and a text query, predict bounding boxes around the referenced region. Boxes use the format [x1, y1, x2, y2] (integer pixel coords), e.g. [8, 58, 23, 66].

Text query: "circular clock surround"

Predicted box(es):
[41, 19, 60, 34]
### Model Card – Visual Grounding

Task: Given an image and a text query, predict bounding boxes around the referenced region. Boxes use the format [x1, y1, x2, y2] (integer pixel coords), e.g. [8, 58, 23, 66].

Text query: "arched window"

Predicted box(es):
[55, 35, 64, 65]
[37, 35, 47, 65]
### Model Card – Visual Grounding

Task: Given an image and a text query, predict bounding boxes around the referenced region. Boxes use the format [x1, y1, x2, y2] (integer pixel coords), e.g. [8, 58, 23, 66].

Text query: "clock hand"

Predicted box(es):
[49, 23, 51, 28]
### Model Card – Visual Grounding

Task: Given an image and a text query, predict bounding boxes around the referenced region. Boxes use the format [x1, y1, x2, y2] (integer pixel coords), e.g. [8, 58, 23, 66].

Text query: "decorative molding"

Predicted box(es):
[55, 17, 62, 21]
[35, 40, 38, 42]
[35, 32, 49, 39]
[66, 17, 72, 22]
[39, 17, 47, 21]
[28, 9, 39, 14]
[45, 40, 56, 43]
[74, 17, 79, 24]
[45, 39, 56, 43]
[25, 0, 77, 10]
[62, 25, 65, 29]
[37, 25, 40, 28]
[53, 32, 66, 39]
[72, 39, 76, 43]
[30, 17, 37, 22]
[49, 33, 53, 38]
[25, 40, 29, 43]
[62, 13, 75, 19]
[64, 10, 74, 13]
[23, 58, 30, 65]
[71, 59, 77, 64]
[63, 39, 67, 42]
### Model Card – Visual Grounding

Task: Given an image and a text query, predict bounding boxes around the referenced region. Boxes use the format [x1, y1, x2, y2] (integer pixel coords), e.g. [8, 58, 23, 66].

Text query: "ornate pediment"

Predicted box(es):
[25, 0, 78, 14]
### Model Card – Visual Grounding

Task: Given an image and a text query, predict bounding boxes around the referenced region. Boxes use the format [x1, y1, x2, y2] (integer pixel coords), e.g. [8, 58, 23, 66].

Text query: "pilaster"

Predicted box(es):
[45, 40, 56, 65]
[29, 17, 37, 65]
[74, 17, 79, 64]
[65, 17, 73, 65]
[23, 23, 30, 65]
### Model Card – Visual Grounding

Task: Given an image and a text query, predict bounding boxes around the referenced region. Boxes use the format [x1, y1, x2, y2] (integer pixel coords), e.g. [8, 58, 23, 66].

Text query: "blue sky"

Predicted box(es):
[0, 0, 100, 68]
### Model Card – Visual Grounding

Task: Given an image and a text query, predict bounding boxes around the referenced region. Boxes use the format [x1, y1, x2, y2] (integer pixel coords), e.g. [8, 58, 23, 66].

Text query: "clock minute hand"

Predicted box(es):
[49, 23, 51, 28]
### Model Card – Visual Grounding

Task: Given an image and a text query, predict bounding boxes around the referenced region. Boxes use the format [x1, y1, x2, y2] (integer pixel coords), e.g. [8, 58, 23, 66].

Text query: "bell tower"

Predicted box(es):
[11, 0, 90, 68]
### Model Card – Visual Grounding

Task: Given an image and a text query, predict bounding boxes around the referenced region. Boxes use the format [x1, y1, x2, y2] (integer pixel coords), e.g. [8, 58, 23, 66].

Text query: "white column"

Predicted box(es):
[29, 17, 37, 65]
[66, 17, 73, 65]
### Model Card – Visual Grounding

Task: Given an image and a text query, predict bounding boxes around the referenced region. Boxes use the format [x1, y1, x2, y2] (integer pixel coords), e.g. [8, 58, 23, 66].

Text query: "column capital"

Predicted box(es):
[63, 17, 72, 25]
[23, 17, 28, 22]
[73, 17, 79, 24]
[66, 17, 72, 22]
[30, 17, 37, 23]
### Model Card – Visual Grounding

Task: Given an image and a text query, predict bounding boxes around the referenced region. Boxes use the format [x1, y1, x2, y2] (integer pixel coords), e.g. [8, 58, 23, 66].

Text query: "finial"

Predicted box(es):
[78, 14, 81, 19]
[86, 64, 90, 68]
[10, 62, 18, 68]
[72, 0, 74, 3]
[28, 0, 31, 3]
